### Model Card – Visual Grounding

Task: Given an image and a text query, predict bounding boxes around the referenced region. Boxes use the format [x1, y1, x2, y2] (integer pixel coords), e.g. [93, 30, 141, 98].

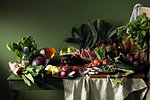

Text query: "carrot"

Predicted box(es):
[129, 38, 134, 46]
[122, 40, 131, 52]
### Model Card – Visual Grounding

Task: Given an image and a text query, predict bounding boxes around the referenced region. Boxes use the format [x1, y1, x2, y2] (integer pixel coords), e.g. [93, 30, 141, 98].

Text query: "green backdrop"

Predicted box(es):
[0, 0, 150, 100]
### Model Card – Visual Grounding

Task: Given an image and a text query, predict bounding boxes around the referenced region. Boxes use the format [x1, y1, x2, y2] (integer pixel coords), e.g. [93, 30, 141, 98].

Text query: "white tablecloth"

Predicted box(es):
[63, 77, 147, 100]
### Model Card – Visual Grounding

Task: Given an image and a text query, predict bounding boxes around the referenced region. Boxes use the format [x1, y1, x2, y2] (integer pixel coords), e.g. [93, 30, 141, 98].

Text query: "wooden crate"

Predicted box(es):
[140, 7, 150, 19]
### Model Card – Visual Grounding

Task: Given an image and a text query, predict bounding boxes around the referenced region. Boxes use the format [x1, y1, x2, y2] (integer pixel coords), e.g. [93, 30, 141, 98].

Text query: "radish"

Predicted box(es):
[102, 59, 107, 65]
[60, 71, 66, 77]
[93, 59, 100, 66]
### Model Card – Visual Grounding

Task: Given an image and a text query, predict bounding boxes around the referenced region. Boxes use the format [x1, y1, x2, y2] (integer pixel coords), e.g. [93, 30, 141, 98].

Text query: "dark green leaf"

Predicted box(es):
[96, 19, 101, 32]
[63, 37, 79, 43]
[81, 24, 91, 40]
[12, 43, 19, 50]
[83, 32, 93, 48]
[17, 57, 21, 63]
[15, 49, 22, 57]
[88, 21, 98, 48]
[41, 73, 44, 79]
[71, 27, 82, 41]
[105, 27, 116, 39]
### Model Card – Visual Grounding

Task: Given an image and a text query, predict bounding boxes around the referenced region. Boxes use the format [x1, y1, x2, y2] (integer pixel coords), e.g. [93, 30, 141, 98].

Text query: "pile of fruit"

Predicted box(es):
[7, 13, 149, 86]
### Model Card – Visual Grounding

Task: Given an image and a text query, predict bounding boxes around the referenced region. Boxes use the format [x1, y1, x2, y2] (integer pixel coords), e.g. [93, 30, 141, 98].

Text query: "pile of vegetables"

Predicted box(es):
[115, 13, 149, 68]
[116, 13, 150, 52]
[7, 13, 149, 86]
[21, 65, 45, 86]
[64, 19, 116, 50]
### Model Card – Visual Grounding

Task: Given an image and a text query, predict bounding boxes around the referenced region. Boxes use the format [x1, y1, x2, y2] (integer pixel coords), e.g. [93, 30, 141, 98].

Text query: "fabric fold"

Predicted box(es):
[63, 77, 147, 100]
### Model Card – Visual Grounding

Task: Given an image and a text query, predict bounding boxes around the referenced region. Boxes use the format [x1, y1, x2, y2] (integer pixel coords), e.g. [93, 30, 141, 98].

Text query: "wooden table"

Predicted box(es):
[7, 73, 64, 100]
[7, 73, 146, 100]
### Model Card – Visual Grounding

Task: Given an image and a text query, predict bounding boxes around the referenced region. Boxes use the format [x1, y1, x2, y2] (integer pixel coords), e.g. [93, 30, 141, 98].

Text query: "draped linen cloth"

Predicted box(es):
[63, 77, 147, 100]
[129, 3, 142, 22]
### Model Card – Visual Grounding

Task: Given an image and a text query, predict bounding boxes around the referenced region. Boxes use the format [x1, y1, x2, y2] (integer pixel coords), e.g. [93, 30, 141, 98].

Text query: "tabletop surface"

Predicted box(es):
[7, 73, 64, 90]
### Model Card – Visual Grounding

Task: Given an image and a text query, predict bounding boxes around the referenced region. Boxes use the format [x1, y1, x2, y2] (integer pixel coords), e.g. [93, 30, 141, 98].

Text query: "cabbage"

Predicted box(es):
[32, 56, 45, 66]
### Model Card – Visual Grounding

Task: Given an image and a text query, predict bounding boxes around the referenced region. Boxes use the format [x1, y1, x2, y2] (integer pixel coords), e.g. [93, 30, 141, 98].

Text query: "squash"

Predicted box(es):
[44, 48, 56, 59]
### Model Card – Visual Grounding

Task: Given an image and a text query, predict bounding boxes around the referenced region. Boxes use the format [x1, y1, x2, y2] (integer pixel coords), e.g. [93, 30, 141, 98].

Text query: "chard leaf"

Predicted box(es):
[15, 49, 22, 57]
[17, 57, 21, 63]
[6, 42, 14, 51]
[141, 31, 147, 36]
[25, 73, 34, 83]
[21, 74, 31, 86]
[41, 73, 44, 79]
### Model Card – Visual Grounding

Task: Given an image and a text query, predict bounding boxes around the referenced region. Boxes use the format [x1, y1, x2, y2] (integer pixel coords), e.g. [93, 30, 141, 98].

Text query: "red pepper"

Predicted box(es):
[102, 59, 107, 65]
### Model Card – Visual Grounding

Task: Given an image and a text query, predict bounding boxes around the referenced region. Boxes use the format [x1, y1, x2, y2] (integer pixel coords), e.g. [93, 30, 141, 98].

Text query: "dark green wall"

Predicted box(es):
[0, 0, 150, 100]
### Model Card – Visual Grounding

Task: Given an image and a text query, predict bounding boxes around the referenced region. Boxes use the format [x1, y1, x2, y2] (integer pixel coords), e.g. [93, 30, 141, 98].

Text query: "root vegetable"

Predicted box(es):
[60, 71, 66, 77]
[122, 40, 131, 52]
